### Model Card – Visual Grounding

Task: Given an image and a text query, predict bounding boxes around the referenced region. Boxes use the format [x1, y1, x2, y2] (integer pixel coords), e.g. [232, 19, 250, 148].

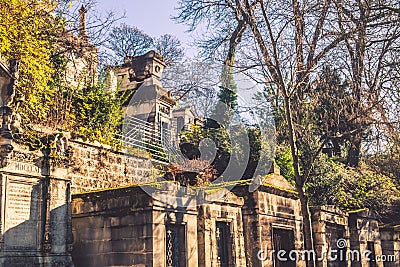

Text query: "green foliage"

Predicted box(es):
[0, 0, 64, 123]
[310, 67, 353, 157]
[218, 71, 238, 110]
[180, 124, 204, 144]
[275, 145, 295, 184]
[306, 155, 400, 218]
[179, 122, 270, 179]
[146, 140, 168, 162]
[0, 0, 129, 148]
[71, 84, 128, 144]
[366, 133, 400, 183]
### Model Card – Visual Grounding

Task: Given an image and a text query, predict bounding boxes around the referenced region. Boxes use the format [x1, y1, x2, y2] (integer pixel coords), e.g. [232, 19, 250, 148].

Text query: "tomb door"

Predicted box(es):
[272, 228, 296, 267]
[367, 241, 377, 267]
[326, 223, 347, 267]
[216, 221, 233, 267]
[166, 223, 186, 267]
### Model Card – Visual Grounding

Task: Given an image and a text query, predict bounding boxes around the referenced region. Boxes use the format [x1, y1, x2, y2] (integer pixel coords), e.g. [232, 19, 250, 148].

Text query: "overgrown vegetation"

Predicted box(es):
[0, 0, 63, 123]
[306, 155, 400, 219]
[0, 1, 128, 148]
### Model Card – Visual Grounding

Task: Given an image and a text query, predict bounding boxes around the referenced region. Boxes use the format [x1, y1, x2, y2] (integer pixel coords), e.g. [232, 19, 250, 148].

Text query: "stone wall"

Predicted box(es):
[380, 226, 400, 267]
[67, 139, 158, 194]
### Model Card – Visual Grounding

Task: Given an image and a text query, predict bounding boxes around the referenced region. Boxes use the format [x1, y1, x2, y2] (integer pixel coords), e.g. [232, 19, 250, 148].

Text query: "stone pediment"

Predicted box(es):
[202, 188, 244, 206]
[262, 172, 296, 192]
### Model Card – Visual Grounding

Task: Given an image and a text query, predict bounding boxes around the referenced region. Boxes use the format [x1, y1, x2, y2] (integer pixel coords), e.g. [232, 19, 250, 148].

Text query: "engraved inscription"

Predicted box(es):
[3, 180, 41, 249]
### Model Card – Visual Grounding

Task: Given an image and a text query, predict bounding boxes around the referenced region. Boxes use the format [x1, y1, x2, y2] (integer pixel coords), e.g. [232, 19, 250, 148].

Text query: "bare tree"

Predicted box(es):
[334, 0, 400, 167]
[107, 23, 154, 61]
[106, 24, 185, 66]
[54, 1, 124, 62]
[162, 61, 221, 116]
[155, 34, 185, 65]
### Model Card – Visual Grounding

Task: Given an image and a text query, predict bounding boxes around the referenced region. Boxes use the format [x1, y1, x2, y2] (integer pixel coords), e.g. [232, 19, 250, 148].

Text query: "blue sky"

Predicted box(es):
[95, 0, 196, 56]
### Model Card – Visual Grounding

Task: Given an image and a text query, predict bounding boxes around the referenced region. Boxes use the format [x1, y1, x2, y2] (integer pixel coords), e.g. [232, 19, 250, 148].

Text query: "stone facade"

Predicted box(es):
[62, 6, 98, 89]
[70, 171, 308, 267]
[234, 180, 305, 267]
[72, 183, 198, 267]
[348, 210, 384, 267]
[0, 142, 73, 266]
[197, 189, 246, 267]
[311, 206, 350, 267]
[380, 226, 400, 267]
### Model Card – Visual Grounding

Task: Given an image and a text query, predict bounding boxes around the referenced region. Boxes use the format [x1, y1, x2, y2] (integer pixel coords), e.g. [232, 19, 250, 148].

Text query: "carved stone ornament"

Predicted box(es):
[0, 58, 19, 167]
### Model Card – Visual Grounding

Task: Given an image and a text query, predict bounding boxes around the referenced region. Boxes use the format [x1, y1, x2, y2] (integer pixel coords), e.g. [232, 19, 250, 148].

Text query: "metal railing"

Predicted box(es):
[119, 115, 186, 164]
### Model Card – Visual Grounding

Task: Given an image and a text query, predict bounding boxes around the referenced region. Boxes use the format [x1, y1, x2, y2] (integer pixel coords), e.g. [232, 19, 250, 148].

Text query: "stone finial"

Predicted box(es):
[268, 161, 281, 175]
[79, 5, 88, 38]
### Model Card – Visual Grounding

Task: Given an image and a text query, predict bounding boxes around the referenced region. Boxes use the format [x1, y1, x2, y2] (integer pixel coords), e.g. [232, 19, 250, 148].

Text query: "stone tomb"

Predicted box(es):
[71, 183, 198, 267]
[348, 209, 384, 267]
[72, 183, 251, 267]
[311, 205, 350, 267]
[0, 145, 73, 266]
[233, 173, 305, 267]
[380, 225, 400, 267]
[197, 189, 246, 267]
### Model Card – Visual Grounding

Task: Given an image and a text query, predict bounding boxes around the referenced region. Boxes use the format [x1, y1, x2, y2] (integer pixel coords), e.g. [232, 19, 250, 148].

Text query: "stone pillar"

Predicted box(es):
[0, 174, 5, 250]
[42, 135, 73, 265]
[78, 5, 88, 38]
[0, 59, 19, 168]
[42, 177, 53, 253]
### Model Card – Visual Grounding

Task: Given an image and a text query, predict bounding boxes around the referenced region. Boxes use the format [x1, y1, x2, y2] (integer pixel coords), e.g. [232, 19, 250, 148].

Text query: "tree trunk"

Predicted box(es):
[283, 94, 315, 267]
[332, 138, 341, 157]
[347, 131, 362, 167]
[296, 184, 315, 267]
[345, 2, 366, 168]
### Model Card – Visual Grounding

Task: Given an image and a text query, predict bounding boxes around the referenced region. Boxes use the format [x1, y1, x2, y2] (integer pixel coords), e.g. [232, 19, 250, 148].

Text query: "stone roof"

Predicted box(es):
[262, 172, 296, 192]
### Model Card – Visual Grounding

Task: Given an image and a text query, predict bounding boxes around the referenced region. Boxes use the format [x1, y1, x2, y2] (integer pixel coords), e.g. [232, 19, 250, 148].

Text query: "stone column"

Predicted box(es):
[42, 177, 52, 253]
[41, 134, 73, 265]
